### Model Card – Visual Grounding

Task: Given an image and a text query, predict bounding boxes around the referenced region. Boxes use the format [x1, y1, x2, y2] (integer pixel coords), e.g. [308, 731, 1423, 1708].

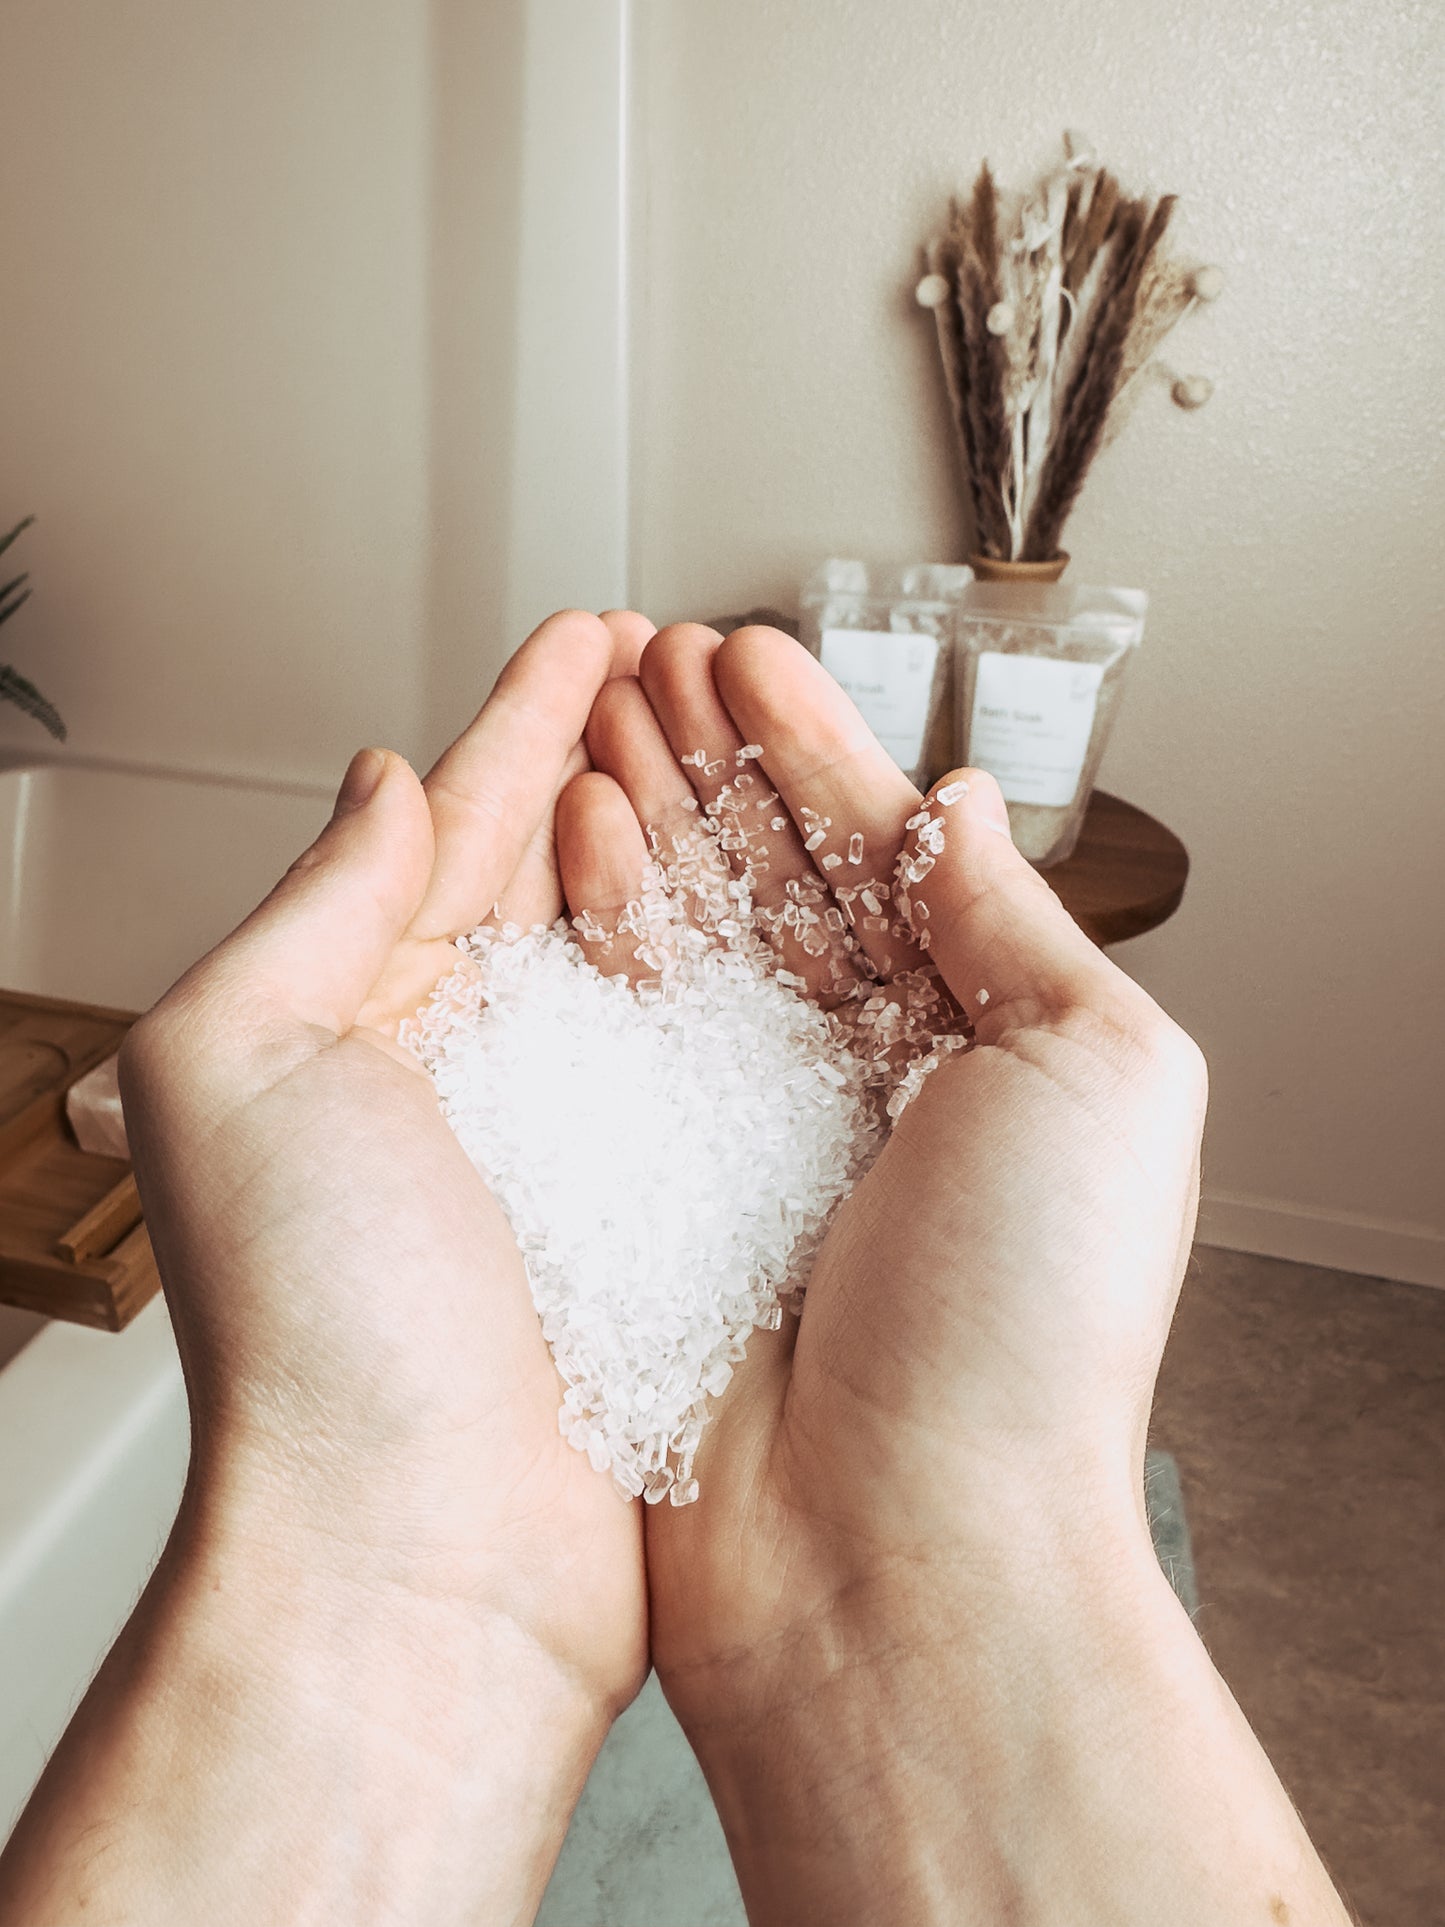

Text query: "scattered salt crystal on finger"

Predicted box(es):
[770, 816, 787, 831]
[976, 987, 990, 1006]
[847, 833, 864, 865]
[737, 744, 764, 761]
[804, 829, 827, 852]
[822, 852, 843, 871]
[905, 810, 930, 831]
[936, 780, 970, 805]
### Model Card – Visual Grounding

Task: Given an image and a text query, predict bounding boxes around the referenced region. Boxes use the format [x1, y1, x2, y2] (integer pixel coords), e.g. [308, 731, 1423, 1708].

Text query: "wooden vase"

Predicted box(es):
[967, 551, 1070, 584]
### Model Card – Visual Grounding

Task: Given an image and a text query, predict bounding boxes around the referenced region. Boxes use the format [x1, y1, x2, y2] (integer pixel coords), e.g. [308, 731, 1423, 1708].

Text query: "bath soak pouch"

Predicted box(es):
[952, 583, 1146, 867]
[799, 559, 974, 788]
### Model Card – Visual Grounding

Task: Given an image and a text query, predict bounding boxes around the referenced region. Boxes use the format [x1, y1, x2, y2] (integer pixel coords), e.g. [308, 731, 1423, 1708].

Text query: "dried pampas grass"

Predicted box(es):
[917, 136, 1218, 562]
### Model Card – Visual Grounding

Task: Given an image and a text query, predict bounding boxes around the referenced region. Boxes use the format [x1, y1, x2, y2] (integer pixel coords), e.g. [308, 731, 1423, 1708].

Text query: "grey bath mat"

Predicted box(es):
[537, 1449, 1200, 1925]
[1144, 1446, 1200, 1618]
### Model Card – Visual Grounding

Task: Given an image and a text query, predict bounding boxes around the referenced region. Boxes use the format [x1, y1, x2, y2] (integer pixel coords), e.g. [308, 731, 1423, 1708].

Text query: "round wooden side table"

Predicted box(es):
[1042, 791, 1189, 948]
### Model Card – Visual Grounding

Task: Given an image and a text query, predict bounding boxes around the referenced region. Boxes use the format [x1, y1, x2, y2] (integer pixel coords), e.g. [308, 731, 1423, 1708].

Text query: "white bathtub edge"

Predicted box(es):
[0, 1300, 185, 1606]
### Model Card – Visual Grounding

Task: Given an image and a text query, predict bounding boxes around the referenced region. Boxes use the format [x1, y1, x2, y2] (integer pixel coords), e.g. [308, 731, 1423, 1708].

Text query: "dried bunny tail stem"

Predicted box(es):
[1049, 230, 1116, 423]
[1023, 193, 1175, 561]
[953, 165, 1015, 557]
[1100, 253, 1199, 447]
[925, 230, 990, 543]
[1059, 166, 1091, 269]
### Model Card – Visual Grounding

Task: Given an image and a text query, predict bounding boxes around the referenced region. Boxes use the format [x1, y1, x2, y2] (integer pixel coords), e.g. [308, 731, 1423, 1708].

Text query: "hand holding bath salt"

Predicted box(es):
[24, 594, 1355, 1927]
[402, 736, 975, 1506]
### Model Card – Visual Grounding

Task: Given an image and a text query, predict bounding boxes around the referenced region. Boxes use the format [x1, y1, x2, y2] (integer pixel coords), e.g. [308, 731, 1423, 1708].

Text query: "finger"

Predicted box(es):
[484, 614, 657, 933]
[412, 609, 616, 942]
[585, 674, 724, 880]
[638, 625, 866, 1000]
[166, 749, 434, 1044]
[907, 767, 1145, 1037]
[711, 626, 929, 981]
[554, 770, 654, 981]
[599, 608, 657, 679]
[489, 738, 591, 933]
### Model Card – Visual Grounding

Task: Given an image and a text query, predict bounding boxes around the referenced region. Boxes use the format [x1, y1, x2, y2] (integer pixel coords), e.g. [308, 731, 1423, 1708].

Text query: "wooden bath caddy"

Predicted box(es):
[0, 988, 156, 1331]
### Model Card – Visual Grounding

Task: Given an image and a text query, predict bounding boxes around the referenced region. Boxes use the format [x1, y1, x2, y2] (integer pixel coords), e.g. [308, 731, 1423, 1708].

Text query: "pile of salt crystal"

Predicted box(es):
[401, 764, 974, 1505]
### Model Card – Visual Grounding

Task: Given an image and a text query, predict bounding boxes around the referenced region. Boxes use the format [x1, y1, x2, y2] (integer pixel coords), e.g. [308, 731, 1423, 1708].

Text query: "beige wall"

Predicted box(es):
[0, 0, 527, 788]
[632, 0, 1445, 1283]
[0, 2, 1438, 1283]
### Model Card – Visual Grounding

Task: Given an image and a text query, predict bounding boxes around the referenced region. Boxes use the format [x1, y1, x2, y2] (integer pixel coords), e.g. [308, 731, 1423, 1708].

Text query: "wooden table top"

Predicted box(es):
[1043, 791, 1189, 948]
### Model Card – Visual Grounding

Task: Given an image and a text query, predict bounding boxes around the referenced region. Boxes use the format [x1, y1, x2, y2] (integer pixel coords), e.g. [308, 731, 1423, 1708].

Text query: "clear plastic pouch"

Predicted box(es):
[953, 583, 1146, 868]
[799, 559, 974, 788]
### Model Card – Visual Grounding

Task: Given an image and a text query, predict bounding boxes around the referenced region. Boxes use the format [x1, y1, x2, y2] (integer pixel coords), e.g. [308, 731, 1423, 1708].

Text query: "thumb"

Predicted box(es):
[909, 768, 1143, 1040]
[176, 748, 436, 1040]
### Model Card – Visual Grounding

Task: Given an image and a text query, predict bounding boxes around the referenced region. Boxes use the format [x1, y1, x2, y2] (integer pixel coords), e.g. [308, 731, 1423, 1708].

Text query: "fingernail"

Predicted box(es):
[334, 747, 387, 814]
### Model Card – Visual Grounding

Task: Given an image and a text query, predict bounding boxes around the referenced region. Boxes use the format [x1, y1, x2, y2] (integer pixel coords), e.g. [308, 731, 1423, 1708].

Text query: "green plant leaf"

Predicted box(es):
[0, 587, 32, 629]
[0, 516, 35, 564]
[0, 663, 66, 740]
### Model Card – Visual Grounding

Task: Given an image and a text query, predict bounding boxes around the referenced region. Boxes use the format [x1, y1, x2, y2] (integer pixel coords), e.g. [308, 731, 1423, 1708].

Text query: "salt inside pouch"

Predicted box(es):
[402, 804, 970, 1506]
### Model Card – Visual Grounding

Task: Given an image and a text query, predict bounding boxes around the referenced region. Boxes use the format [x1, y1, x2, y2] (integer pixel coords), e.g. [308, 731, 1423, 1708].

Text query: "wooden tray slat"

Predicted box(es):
[57, 1173, 143, 1265]
[0, 989, 158, 1331]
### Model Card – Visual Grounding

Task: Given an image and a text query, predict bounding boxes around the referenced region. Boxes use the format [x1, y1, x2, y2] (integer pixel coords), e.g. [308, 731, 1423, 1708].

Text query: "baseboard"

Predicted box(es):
[1197, 1189, 1445, 1292]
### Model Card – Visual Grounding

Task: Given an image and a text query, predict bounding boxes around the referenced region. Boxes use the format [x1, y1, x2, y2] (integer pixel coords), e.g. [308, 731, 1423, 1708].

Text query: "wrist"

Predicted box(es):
[673, 1522, 1348, 1927]
[167, 1444, 617, 1742]
[668, 1515, 1175, 1925]
[1, 1468, 612, 1926]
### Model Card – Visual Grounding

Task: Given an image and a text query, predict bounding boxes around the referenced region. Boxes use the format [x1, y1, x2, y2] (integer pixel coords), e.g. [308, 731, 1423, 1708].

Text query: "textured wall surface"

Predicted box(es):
[0, 1, 444, 786]
[631, 0, 1445, 1281]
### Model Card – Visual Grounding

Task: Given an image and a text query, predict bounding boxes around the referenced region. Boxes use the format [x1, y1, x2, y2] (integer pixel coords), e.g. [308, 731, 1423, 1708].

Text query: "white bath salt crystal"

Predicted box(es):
[681, 750, 706, 767]
[848, 833, 864, 865]
[704, 758, 726, 778]
[976, 987, 990, 1006]
[804, 829, 827, 852]
[737, 743, 764, 761]
[401, 804, 972, 1504]
[905, 810, 930, 831]
[821, 852, 843, 871]
[680, 795, 699, 811]
[937, 780, 970, 805]
[913, 900, 930, 920]
[860, 888, 882, 915]
[770, 816, 787, 831]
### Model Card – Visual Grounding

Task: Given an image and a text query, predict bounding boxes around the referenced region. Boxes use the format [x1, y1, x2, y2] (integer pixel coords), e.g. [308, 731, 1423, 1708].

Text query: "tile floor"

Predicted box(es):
[1152, 1244, 1444, 1927]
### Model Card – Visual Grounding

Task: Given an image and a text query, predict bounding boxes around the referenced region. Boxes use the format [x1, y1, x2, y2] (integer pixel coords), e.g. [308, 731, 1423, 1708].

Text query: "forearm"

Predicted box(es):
[0, 1479, 608, 1926]
[680, 1529, 1354, 1927]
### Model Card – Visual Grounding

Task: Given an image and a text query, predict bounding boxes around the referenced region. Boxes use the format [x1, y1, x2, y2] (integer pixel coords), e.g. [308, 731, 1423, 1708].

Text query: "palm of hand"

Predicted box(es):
[122, 613, 651, 1711]
[548, 619, 1204, 1713]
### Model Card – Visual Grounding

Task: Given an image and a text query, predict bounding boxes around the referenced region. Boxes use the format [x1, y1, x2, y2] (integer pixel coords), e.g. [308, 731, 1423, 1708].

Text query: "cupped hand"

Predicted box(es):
[551, 620, 1207, 1737]
[119, 609, 655, 1718]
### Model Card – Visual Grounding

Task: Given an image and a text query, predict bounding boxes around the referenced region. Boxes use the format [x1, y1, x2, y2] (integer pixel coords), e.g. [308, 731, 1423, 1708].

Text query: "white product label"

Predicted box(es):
[819, 628, 938, 771]
[969, 652, 1104, 807]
